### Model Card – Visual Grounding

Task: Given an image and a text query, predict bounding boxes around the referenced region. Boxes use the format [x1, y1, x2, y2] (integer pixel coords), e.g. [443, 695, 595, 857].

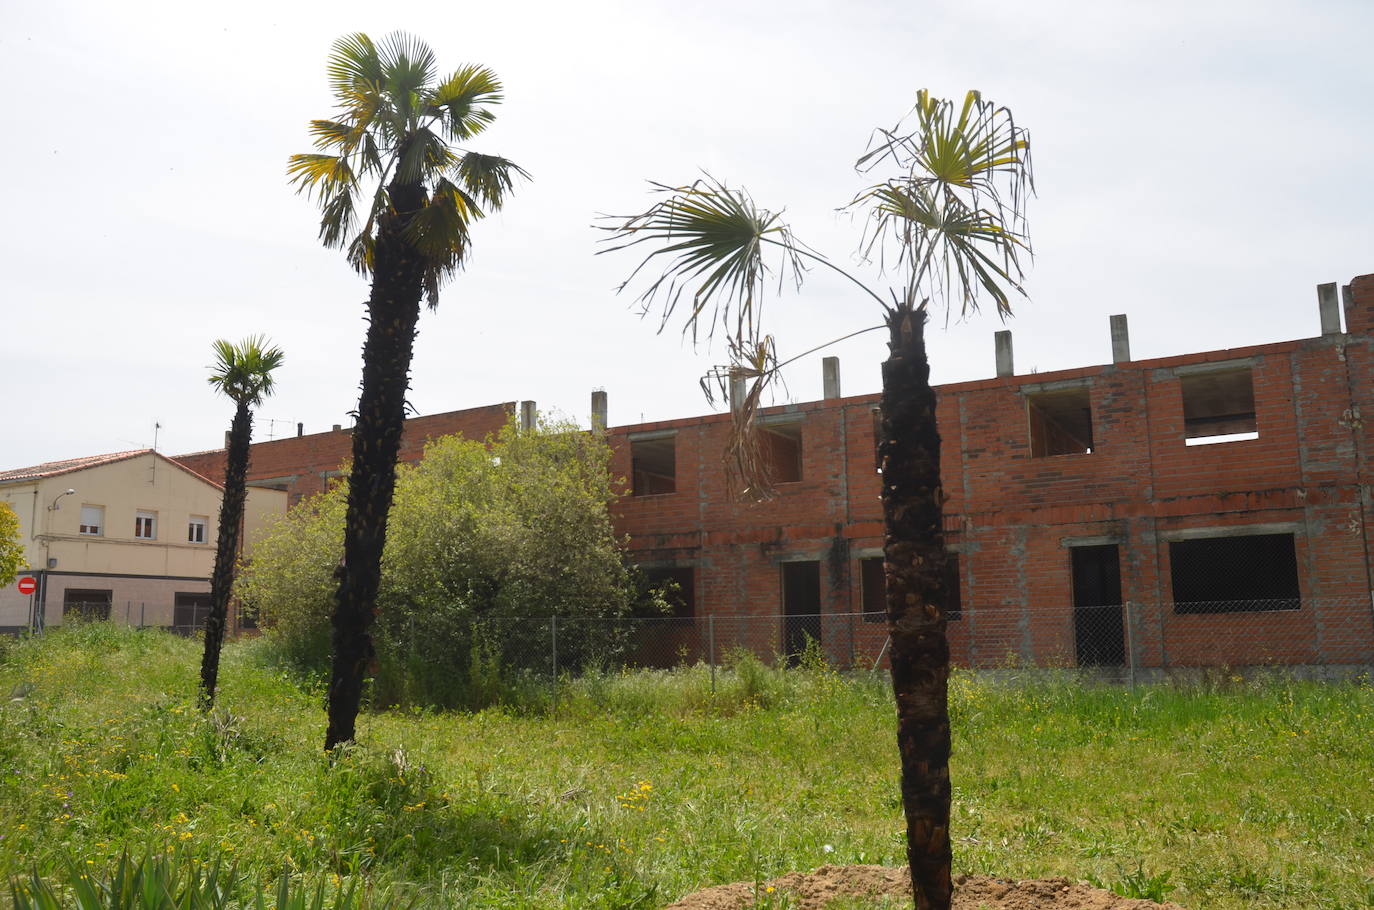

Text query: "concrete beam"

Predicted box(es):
[591, 390, 608, 432]
[520, 401, 536, 432]
[1319, 282, 1342, 335]
[822, 357, 841, 399]
[729, 375, 746, 414]
[994, 330, 1014, 378]
[1110, 314, 1131, 363]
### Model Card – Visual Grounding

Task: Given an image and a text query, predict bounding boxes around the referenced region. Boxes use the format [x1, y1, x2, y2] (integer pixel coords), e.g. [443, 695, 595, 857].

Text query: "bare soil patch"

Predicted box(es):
[664, 866, 1186, 910]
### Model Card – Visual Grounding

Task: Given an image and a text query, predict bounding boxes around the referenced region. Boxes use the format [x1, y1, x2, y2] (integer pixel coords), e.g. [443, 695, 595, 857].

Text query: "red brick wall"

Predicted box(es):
[173, 402, 514, 506]
[608, 273, 1374, 669]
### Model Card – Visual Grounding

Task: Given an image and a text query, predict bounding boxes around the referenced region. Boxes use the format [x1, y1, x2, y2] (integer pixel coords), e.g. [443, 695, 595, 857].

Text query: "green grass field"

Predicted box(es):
[0, 624, 1371, 908]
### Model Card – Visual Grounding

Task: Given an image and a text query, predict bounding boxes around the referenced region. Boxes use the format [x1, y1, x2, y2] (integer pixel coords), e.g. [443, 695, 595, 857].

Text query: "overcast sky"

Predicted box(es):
[2, 0, 1370, 470]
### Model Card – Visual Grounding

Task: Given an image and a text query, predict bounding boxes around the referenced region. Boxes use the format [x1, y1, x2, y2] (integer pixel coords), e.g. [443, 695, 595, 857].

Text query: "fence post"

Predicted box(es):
[550, 615, 559, 682]
[1124, 601, 1137, 688]
[140, 603, 145, 628]
[707, 615, 716, 694]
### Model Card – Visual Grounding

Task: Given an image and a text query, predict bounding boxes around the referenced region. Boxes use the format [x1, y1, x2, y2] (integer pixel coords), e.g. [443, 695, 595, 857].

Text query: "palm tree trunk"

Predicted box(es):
[325, 182, 427, 751]
[200, 399, 252, 708]
[879, 302, 953, 910]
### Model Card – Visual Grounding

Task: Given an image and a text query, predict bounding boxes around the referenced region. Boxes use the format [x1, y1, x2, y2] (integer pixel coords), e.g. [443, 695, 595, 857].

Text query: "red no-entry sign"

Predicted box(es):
[17, 577, 37, 596]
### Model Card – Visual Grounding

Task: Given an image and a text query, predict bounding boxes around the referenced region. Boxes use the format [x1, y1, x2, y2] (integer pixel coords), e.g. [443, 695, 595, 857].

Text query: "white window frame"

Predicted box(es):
[188, 516, 208, 544]
[79, 505, 104, 536]
[134, 510, 157, 540]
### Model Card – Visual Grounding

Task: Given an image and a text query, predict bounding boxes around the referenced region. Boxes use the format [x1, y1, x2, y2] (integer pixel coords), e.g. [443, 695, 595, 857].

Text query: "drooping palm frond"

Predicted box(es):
[854, 89, 1033, 319]
[598, 176, 805, 347]
[208, 336, 285, 407]
[291, 32, 527, 298]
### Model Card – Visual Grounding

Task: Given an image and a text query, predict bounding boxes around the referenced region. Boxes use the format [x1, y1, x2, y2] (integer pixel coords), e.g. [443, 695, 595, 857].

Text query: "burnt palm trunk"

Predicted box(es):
[324, 179, 428, 750]
[879, 302, 953, 910]
[200, 399, 252, 708]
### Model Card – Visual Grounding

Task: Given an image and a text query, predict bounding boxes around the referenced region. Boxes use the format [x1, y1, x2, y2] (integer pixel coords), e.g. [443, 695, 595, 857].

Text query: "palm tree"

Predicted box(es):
[289, 32, 527, 749]
[602, 90, 1032, 910]
[201, 336, 284, 708]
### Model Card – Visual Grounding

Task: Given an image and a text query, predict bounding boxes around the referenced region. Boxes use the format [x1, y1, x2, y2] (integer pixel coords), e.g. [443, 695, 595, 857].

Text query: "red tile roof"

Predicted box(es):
[0, 450, 150, 484]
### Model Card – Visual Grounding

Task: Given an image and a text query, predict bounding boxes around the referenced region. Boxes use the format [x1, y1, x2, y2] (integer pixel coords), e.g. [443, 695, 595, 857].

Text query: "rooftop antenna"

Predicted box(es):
[149, 422, 161, 485]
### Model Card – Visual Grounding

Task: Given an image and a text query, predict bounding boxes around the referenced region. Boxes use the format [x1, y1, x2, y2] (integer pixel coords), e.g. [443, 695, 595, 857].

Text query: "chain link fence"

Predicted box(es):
[382, 594, 1374, 685]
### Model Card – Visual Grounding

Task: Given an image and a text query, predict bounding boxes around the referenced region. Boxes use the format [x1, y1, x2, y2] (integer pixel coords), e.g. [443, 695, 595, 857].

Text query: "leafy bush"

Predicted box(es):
[237, 419, 647, 708]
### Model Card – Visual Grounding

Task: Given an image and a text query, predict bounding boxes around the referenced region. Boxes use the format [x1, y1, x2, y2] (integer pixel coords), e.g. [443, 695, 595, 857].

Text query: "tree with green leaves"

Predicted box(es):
[0, 502, 25, 589]
[602, 90, 1032, 910]
[200, 336, 284, 708]
[289, 33, 528, 749]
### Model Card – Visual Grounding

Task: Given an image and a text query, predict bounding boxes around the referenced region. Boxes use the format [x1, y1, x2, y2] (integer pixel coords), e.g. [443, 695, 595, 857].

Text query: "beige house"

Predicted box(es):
[0, 450, 286, 632]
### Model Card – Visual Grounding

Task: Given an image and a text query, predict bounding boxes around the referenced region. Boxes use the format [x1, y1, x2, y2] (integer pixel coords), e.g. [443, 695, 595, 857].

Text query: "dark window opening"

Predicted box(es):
[644, 567, 695, 618]
[781, 561, 822, 659]
[761, 421, 802, 484]
[63, 589, 112, 622]
[872, 408, 884, 472]
[1027, 386, 1093, 457]
[631, 436, 676, 496]
[1169, 533, 1299, 613]
[1070, 544, 1125, 666]
[1181, 367, 1257, 444]
[173, 592, 213, 634]
[860, 553, 961, 622]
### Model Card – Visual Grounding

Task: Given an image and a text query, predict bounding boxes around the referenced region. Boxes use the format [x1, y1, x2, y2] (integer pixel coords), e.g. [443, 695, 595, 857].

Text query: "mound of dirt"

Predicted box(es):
[664, 866, 1186, 910]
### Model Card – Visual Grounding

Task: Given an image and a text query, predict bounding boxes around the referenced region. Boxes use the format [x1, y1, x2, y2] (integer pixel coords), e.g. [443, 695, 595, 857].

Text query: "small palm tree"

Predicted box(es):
[290, 32, 527, 749]
[201, 336, 284, 708]
[602, 90, 1032, 910]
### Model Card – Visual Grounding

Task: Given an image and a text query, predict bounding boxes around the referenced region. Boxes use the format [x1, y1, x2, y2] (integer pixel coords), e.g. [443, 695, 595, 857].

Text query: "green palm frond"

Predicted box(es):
[854, 88, 1032, 318]
[291, 32, 526, 299]
[427, 65, 502, 140]
[208, 336, 285, 407]
[598, 176, 804, 345]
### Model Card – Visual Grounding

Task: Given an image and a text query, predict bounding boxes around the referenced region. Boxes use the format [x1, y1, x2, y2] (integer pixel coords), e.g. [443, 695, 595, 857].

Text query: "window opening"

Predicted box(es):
[63, 588, 112, 622]
[644, 567, 695, 618]
[860, 553, 961, 622]
[761, 421, 802, 484]
[630, 436, 676, 496]
[871, 408, 884, 472]
[188, 516, 208, 544]
[79, 505, 104, 536]
[1070, 544, 1124, 666]
[173, 592, 212, 634]
[134, 511, 157, 540]
[1027, 386, 1093, 457]
[1169, 533, 1299, 613]
[1181, 367, 1257, 445]
[781, 561, 822, 660]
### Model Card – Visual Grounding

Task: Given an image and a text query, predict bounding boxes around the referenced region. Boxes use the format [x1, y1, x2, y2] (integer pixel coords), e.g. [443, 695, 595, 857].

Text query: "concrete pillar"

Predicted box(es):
[591, 390, 608, 432]
[224, 430, 231, 449]
[729, 375, 746, 414]
[1319, 282, 1342, 335]
[994, 330, 1014, 378]
[1110, 314, 1131, 363]
[822, 357, 841, 399]
[520, 400, 536, 432]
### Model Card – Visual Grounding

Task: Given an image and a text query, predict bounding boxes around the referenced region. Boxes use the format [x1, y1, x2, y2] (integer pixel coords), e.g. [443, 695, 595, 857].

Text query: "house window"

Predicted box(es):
[134, 511, 157, 540]
[1169, 533, 1299, 613]
[760, 420, 803, 484]
[188, 516, 208, 544]
[631, 434, 677, 496]
[79, 505, 104, 536]
[860, 553, 961, 621]
[1026, 385, 1093, 457]
[63, 588, 112, 622]
[1181, 366, 1258, 445]
[173, 592, 212, 633]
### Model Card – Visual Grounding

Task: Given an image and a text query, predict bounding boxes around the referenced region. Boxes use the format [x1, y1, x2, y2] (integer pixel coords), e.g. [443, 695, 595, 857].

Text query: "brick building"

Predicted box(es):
[169, 274, 1374, 671]
[609, 274, 1374, 671]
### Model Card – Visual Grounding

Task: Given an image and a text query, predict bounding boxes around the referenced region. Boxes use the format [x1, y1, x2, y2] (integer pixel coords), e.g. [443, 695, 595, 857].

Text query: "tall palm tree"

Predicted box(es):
[201, 336, 284, 708]
[290, 32, 527, 749]
[602, 90, 1032, 910]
